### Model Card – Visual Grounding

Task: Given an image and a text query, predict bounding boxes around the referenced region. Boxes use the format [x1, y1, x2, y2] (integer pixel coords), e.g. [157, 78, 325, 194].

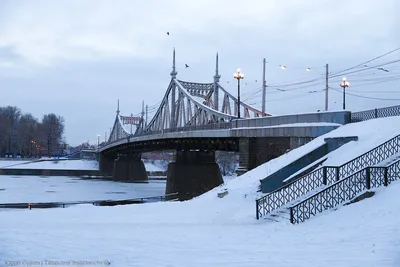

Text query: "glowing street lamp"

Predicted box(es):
[233, 68, 244, 119]
[340, 77, 350, 110]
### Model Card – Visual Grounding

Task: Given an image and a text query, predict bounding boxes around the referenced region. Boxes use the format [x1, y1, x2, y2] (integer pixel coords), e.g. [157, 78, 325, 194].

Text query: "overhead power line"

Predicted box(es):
[330, 47, 400, 76]
[330, 87, 400, 101]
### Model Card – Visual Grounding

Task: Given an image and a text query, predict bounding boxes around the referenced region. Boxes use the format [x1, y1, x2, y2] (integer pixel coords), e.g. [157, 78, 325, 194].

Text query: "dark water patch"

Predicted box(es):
[94, 199, 144, 206]
[0, 188, 5, 191]
[65, 181, 77, 183]
[78, 176, 111, 181]
[0, 192, 177, 210]
[49, 185, 57, 187]
[46, 190, 56, 193]
[119, 180, 150, 184]
[105, 192, 127, 194]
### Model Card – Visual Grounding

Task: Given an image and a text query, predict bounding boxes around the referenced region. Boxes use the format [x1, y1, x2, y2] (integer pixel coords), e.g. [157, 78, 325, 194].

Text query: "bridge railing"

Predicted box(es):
[100, 121, 234, 148]
[138, 121, 233, 137]
[351, 105, 400, 122]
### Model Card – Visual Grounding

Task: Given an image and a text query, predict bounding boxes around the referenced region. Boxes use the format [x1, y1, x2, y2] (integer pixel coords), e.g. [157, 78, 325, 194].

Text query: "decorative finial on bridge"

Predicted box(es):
[170, 47, 178, 78]
[117, 99, 120, 115]
[213, 52, 221, 82]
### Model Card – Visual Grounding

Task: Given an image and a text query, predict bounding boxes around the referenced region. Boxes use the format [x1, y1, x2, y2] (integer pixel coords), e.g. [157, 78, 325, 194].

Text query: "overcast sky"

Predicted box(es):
[0, 0, 399, 145]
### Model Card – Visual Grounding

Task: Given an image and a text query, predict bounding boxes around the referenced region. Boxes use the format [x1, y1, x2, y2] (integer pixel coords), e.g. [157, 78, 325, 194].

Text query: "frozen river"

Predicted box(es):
[0, 175, 167, 203]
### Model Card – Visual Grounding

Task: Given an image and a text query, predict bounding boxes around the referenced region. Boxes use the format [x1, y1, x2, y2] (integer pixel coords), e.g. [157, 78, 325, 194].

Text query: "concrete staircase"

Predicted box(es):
[256, 132, 400, 222]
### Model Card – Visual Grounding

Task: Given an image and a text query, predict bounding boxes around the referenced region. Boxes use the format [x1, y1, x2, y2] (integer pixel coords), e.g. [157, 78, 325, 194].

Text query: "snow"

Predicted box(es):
[0, 160, 30, 168]
[1, 159, 165, 172]
[0, 176, 166, 203]
[1, 116, 400, 266]
[321, 118, 400, 166]
[374, 152, 400, 167]
[0, 181, 399, 266]
[142, 161, 165, 172]
[2, 159, 99, 170]
[264, 116, 400, 185]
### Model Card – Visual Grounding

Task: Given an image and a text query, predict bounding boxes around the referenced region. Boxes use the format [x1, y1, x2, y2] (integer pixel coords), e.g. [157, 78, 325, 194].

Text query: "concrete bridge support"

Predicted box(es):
[237, 137, 314, 175]
[99, 153, 115, 176]
[166, 150, 223, 201]
[112, 154, 148, 181]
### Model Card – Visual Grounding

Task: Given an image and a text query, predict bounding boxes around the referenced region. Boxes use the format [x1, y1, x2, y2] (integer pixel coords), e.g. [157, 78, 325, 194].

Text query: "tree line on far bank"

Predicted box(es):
[0, 106, 66, 158]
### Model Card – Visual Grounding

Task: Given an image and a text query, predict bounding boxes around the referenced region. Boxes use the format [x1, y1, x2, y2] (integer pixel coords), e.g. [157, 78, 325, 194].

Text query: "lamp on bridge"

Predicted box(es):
[340, 77, 350, 110]
[233, 68, 244, 119]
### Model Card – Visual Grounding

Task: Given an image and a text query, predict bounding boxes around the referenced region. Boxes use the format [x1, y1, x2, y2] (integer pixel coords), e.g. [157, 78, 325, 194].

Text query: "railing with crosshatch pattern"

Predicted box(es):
[256, 132, 400, 220]
[351, 105, 400, 122]
[290, 158, 400, 224]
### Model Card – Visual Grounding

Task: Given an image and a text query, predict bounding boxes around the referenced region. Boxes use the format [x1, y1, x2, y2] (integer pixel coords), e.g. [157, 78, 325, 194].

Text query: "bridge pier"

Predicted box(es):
[99, 153, 115, 176]
[237, 137, 296, 175]
[113, 154, 148, 181]
[166, 150, 223, 201]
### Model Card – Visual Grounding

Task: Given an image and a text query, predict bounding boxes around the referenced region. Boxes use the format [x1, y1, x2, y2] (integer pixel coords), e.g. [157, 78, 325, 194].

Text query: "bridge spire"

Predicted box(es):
[117, 99, 120, 115]
[213, 52, 220, 111]
[213, 52, 221, 82]
[170, 47, 178, 78]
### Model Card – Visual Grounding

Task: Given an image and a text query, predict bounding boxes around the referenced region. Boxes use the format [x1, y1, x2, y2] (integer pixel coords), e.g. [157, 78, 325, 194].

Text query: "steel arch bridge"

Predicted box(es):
[105, 49, 269, 148]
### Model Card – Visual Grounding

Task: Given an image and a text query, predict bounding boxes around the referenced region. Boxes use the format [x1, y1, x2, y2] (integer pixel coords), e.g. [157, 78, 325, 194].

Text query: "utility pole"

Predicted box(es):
[145, 105, 148, 128]
[325, 63, 329, 111]
[104, 131, 107, 143]
[262, 58, 267, 116]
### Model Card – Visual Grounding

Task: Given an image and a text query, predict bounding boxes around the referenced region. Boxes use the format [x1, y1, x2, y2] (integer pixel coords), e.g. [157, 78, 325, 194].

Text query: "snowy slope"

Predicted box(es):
[216, 116, 400, 202]
[0, 181, 398, 266]
[143, 162, 165, 172]
[1, 117, 400, 265]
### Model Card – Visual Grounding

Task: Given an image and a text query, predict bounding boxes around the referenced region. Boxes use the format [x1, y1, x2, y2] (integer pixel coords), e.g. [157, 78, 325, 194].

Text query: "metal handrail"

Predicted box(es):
[290, 157, 399, 224]
[351, 104, 400, 122]
[256, 132, 400, 219]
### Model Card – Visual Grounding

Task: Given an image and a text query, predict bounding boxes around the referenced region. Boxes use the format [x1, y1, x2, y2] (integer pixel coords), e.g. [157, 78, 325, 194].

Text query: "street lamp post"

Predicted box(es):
[340, 77, 350, 110]
[97, 134, 100, 152]
[233, 68, 244, 119]
[30, 140, 35, 158]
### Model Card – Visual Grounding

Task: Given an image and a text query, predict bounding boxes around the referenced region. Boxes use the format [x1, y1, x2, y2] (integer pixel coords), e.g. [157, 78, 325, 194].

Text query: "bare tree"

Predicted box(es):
[216, 151, 238, 176]
[40, 113, 65, 156]
[0, 106, 21, 156]
[0, 106, 66, 158]
[17, 113, 39, 157]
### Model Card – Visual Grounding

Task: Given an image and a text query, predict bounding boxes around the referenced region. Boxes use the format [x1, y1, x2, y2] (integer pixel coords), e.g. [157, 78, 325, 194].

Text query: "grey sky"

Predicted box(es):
[0, 0, 398, 145]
